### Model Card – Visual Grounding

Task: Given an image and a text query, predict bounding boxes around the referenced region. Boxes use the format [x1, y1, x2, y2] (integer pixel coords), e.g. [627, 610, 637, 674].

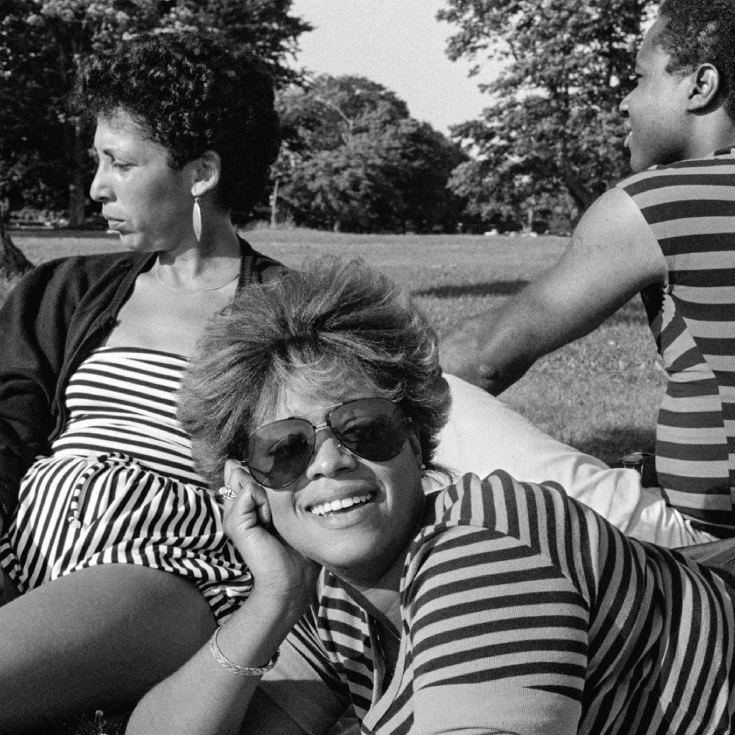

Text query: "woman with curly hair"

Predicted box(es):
[0, 33, 282, 730]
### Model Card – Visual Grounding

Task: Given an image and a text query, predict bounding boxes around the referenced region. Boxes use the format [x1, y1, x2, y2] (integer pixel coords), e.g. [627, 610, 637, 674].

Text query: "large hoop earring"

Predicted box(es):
[192, 196, 202, 242]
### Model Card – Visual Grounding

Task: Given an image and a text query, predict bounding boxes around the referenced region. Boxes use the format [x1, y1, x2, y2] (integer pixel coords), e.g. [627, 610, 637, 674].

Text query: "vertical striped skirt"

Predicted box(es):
[0, 452, 252, 622]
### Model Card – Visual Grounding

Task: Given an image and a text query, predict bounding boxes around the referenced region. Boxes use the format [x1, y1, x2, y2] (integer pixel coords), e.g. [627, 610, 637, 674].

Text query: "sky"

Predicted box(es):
[289, 0, 501, 135]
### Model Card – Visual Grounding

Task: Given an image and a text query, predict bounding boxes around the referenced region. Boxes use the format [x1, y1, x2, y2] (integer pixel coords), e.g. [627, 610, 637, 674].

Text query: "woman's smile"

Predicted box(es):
[306, 490, 377, 518]
[258, 387, 426, 580]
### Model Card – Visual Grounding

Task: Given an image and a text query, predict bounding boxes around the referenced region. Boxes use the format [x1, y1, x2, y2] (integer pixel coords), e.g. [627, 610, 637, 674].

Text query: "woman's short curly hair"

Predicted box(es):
[179, 258, 452, 489]
[658, 0, 735, 121]
[75, 33, 281, 216]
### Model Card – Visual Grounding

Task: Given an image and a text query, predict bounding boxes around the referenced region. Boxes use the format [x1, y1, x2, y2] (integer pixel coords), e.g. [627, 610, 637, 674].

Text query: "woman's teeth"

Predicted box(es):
[310, 493, 373, 516]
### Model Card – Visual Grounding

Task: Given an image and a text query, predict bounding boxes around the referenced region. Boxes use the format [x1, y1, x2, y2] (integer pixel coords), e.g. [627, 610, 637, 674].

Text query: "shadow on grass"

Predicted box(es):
[603, 298, 651, 327]
[569, 425, 657, 468]
[415, 280, 530, 299]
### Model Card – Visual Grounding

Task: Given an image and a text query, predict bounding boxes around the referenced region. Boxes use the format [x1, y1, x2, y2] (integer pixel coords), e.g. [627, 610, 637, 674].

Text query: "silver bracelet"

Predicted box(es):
[209, 626, 279, 677]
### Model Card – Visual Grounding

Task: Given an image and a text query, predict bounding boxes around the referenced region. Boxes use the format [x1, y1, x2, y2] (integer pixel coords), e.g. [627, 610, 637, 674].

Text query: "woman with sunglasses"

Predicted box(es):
[130, 258, 735, 735]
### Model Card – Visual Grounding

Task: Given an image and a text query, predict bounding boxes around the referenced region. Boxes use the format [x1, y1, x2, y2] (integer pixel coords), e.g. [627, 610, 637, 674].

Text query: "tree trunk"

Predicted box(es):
[0, 201, 34, 278]
[67, 118, 87, 228]
[270, 178, 279, 228]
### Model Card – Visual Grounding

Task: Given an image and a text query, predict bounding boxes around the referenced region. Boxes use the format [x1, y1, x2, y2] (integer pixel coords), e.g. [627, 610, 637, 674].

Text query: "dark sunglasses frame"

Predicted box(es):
[244, 397, 409, 489]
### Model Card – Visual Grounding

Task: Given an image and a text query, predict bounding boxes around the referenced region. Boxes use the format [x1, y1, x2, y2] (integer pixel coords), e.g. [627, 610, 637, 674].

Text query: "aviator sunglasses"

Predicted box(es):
[244, 397, 409, 489]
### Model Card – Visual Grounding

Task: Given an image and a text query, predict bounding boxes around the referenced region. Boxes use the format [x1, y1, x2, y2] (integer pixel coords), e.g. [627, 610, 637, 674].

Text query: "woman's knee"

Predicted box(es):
[0, 564, 216, 730]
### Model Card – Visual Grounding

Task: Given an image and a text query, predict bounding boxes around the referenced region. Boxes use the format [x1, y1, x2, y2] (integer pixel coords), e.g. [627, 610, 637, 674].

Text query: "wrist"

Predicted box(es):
[210, 626, 280, 677]
[211, 596, 301, 676]
[247, 582, 313, 626]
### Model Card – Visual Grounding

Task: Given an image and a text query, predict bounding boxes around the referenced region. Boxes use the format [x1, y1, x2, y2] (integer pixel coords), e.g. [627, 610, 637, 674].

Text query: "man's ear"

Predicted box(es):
[188, 150, 222, 198]
[688, 63, 722, 111]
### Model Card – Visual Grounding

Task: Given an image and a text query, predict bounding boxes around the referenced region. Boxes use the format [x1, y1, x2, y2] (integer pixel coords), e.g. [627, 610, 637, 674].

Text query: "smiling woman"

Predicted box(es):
[129, 258, 735, 735]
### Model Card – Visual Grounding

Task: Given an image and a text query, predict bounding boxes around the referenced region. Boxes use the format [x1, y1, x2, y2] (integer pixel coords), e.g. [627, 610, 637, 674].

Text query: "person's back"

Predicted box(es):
[439, 0, 735, 535]
[617, 149, 735, 534]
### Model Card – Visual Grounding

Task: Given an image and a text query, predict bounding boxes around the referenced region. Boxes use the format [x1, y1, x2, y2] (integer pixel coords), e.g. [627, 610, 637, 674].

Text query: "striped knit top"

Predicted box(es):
[618, 149, 735, 536]
[51, 347, 203, 486]
[266, 472, 735, 735]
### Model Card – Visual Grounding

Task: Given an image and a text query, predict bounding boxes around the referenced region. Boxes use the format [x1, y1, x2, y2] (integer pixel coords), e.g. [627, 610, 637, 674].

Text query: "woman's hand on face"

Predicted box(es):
[222, 460, 319, 604]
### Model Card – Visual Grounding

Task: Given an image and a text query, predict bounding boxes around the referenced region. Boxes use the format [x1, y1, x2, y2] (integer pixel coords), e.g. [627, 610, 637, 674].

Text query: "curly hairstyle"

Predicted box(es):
[75, 34, 281, 216]
[179, 258, 452, 489]
[658, 0, 735, 121]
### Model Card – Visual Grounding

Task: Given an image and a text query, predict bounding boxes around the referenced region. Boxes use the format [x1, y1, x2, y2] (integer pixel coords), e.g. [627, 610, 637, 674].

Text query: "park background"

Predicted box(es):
[0, 0, 665, 468]
[1, 0, 665, 457]
[1, 2, 666, 731]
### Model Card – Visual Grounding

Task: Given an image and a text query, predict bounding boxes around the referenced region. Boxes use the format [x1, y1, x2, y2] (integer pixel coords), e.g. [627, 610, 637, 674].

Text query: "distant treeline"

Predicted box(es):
[0, 0, 656, 235]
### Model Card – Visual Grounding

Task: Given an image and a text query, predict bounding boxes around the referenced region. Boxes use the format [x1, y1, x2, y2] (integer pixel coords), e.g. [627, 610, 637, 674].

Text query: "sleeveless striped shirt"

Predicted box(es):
[618, 148, 735, 536]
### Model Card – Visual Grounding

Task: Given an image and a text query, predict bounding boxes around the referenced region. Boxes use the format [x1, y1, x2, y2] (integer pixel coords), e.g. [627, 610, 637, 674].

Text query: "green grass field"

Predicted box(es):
[10, 226, 664, 467]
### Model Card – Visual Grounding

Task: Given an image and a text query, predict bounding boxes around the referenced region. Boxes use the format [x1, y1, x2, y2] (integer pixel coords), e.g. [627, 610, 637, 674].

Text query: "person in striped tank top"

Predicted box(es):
[130, 259, 735, 735]
[439, 0, 735, 539]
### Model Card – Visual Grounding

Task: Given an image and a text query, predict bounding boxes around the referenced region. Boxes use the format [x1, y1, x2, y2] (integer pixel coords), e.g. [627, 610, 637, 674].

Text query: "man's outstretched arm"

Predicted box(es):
[439, 187, 668, 394]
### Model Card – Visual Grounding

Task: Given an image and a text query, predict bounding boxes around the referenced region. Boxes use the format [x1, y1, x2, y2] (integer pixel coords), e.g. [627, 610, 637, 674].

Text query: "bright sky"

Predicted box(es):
[289, 0, 500, 134]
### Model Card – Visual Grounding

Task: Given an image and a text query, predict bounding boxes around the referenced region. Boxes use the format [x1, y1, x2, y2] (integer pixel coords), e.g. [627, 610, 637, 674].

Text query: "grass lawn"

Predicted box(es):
[3, 226, 665, 734]
[10, 226, 664, 466]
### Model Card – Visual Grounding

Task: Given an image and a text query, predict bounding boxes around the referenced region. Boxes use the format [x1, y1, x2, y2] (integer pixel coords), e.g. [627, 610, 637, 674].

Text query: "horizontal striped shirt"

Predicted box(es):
[618, 150, 735, 535]
[263, 472, 735, 734]
[51, 347, 203, 485]
[0, 347, 251, 621]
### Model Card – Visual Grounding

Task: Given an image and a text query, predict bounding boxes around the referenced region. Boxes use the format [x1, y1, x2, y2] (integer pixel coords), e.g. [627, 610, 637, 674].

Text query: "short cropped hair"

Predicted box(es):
[75, 34, 280, 216]
[658, 0, 735, 121]
[180, 258, 451, 488]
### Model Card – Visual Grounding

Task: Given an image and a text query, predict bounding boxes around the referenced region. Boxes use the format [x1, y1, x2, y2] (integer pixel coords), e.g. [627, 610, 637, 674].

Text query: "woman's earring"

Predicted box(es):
[192, 196, 202, 242]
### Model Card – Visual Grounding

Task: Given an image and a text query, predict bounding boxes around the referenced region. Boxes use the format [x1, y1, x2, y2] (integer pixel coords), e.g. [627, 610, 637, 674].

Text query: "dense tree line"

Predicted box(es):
[1, 0, 660, 235]
[272, 75, 467, 233]
[0, 0, 308, 227]
[439, 0, 657, 232]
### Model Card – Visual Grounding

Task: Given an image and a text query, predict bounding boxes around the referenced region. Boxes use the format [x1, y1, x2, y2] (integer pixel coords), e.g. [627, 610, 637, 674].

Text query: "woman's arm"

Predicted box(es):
[0, 258, 88, 520]
[126, 591, 310, 735]
[127, 467, 322, 735]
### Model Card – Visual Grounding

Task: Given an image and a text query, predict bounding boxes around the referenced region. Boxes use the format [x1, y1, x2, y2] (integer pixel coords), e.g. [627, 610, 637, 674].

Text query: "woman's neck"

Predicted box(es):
[338, 544, 408, 633]
[154, 215, 242, 290]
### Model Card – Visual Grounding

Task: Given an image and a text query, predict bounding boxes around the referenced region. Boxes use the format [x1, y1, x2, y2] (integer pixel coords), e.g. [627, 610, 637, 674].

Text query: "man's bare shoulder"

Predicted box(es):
[575, 187, 657, 249]
[566, 186, 667, 285]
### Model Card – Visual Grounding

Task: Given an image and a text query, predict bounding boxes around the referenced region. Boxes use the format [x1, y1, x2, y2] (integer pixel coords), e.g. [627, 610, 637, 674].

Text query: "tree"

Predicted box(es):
[438, 0, 657, 231]
[0, 199, 33, 277]
[273, 75, 467, 233]
[0, 0, 310, 226]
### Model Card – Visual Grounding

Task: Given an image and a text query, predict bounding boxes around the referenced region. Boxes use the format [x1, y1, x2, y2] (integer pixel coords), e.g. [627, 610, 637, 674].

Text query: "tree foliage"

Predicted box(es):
[438, 0, 657, 231]
[272, 75, 467, 233]
[0, 0, 310, 226]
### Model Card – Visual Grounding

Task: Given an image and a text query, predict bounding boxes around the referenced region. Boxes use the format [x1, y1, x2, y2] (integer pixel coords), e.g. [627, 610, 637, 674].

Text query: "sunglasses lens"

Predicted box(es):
[245, 399, 409, 488]
[247, 419, 314, 489]
[331, 399, 407, 462]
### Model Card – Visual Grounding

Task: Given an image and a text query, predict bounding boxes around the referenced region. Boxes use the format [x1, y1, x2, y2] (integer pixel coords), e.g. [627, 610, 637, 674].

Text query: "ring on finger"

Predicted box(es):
[217, 485, 238, 500]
